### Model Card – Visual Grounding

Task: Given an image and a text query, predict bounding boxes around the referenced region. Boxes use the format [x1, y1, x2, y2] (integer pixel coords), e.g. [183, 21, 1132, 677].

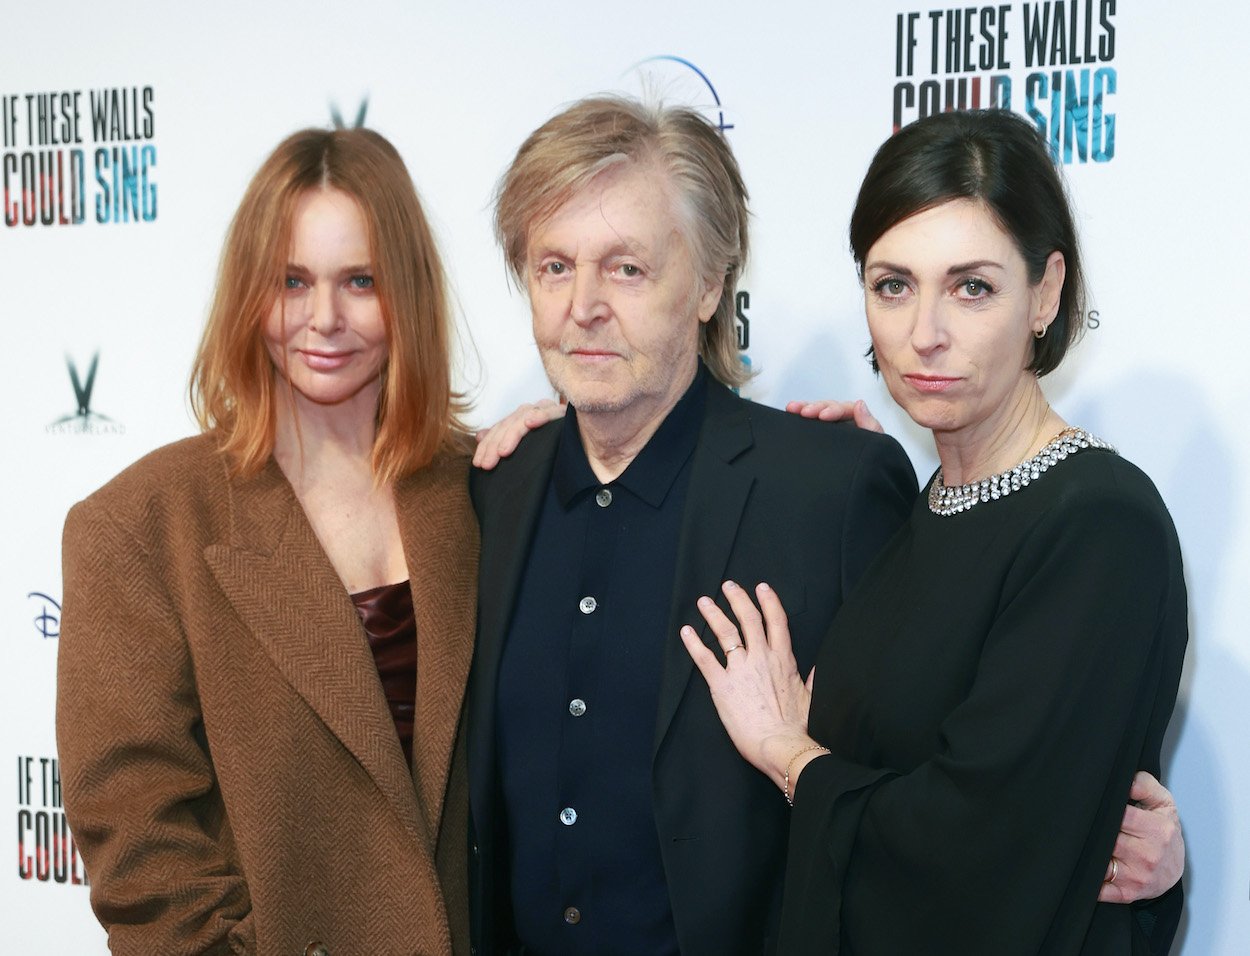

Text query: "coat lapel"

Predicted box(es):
[467, 424, 560, 800]
[397, 455, 479, 844]
[654, 383, 756, 756]
[203, 459, 423, 842]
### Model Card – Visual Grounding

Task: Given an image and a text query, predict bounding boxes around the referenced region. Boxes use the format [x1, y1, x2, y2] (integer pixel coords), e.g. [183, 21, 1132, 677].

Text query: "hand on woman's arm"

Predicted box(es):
[680, 581, 821, 793]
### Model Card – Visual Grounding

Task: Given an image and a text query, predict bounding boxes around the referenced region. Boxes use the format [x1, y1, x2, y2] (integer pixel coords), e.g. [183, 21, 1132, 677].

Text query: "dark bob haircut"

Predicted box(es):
[850, 109, 1085, 377]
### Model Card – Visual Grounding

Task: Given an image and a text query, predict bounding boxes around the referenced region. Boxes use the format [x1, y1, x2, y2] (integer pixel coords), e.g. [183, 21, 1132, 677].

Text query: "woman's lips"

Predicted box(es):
[903, 374, 961, 393]
[299, 349, 354, 371]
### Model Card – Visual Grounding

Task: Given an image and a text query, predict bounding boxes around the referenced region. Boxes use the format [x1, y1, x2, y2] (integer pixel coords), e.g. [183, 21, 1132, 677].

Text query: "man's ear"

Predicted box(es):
[697, 276, 723, 325]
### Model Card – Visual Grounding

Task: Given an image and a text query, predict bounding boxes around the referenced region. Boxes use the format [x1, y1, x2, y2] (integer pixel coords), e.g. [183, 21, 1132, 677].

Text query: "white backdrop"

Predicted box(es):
[4, 1, 1246, 951]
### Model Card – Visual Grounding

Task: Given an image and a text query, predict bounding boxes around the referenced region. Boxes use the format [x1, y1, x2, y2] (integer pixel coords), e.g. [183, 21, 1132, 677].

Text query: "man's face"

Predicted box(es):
[525, 162, 721, 421]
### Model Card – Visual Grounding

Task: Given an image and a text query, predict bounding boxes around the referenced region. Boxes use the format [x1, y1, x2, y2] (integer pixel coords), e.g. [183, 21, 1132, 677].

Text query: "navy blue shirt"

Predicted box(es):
[495, 366, 707, 955]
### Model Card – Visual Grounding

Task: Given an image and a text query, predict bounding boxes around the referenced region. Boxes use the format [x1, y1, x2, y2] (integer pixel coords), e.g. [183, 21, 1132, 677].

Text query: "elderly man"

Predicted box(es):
[466, 97, 1181, 955]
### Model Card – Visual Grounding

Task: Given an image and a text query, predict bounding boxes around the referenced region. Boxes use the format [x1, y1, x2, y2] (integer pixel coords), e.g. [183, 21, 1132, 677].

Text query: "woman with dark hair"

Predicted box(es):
[56, 128, 477, 955]
[680, 109, 1187, 954]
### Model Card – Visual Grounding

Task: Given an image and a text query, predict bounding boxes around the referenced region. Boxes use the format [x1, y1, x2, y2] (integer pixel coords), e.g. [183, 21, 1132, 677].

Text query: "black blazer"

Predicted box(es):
[466, 378, 917, 955]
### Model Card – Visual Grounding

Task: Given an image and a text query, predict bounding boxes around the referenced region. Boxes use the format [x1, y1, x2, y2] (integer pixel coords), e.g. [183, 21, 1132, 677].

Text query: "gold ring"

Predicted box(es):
[1104, 857, 1119, 885]
[724, 644, 743, 655]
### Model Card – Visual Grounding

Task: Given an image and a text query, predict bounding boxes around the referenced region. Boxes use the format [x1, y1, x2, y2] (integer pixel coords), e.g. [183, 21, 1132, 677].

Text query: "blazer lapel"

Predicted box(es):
[467, 424, 560, 798]
[397, 455, 479, 843]
[653, 383, 756, 756]
[203, 460, 423, 841]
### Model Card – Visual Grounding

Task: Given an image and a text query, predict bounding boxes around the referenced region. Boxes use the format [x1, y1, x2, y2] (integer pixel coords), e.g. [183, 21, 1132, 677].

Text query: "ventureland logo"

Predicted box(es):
[46, 351, 124, 435]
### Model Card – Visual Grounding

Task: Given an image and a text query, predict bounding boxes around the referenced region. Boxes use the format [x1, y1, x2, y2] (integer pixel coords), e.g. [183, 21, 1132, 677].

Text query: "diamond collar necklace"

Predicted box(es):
[927, 426, 1115, 517]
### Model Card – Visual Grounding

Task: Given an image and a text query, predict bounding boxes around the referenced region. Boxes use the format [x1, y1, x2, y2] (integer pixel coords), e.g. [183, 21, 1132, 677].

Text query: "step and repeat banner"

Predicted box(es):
[4, 1, 1247, 951]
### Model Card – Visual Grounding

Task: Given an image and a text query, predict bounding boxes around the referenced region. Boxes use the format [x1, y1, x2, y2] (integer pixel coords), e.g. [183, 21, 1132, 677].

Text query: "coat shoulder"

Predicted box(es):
[729, 394, 913, 484]
[469, 418, 561, 510]
[84, 432, 227, 504]
[68, 433, 232, 551]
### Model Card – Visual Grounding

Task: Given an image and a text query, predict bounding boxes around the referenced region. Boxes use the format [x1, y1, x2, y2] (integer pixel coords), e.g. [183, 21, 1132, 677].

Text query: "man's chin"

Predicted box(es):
[543, 366, 637, 415]
[562, 389, 638, 415]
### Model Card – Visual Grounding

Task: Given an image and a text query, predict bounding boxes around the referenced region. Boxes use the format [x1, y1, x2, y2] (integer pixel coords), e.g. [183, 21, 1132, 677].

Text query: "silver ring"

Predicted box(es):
[724, 644, 743, 655]
[1105, 857, 1119, 885]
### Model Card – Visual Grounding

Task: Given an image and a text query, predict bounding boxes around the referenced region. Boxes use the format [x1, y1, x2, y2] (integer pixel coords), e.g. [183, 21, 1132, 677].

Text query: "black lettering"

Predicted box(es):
[89, 91, 108, 141]
[1022, 3, 1051, 68]
[20, 151, 35, 225]
[1099, 0, 1115, 60]
[734, 290, 750, 349]
[929, 9, 943, 73]
[1050, 2, 1067, 65]
[943, 10, 961, 72]
[919, 79, 942, 120]
[979, 7, 997, 71]
[52, 813, 69, 883]
[34, 811, 50, 881]
[109, 90, 122, 139]
[142, 85, 155, 138]
[2, 153, 17, 226]
[990, 74, 1012, 109]
[897, 14, 906, 76]
[17, 809, 32, 878]
[1082, 0, 1096, 61]
[997, 4, 1011, 69]
[2, 94, 17, 148]
[893, 82, 916, 133]
[961, 8, 976, 72]
[37, 152, 54, 225]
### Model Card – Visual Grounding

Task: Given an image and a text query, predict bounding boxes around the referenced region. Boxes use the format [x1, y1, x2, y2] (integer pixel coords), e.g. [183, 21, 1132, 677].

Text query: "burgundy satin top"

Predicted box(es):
[350, 580, 417, 769]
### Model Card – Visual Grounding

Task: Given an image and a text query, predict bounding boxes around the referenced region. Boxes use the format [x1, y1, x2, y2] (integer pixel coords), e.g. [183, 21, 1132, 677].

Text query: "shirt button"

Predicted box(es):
[564, 906, 582, 924]
[578, 596, 597, 614]
[569, 698, 587, 717]
[559, 807, 578, 826]
[595, 488, 613, 507]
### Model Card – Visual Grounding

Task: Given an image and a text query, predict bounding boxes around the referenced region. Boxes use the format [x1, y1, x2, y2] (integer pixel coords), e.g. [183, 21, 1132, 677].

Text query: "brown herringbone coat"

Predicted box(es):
[56, 433, 478, 956]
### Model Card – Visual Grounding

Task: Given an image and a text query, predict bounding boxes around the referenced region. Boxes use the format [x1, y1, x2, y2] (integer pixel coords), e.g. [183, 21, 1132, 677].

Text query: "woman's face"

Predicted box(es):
[862, 198, 1063, 443]
[264, 187, 388, 412]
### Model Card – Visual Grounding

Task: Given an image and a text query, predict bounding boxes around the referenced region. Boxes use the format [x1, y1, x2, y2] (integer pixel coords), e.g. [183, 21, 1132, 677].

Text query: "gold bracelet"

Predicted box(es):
[784, 744, 830, 806]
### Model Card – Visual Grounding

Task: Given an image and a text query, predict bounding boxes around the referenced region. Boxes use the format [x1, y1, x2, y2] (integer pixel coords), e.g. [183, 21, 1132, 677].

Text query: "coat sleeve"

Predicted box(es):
[56, 497, 254, 956]
[781, 483, 1186, 955]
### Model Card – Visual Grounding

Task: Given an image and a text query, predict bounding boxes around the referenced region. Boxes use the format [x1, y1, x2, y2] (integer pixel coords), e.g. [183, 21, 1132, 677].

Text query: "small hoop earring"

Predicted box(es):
[1033, 325, 1047, 340]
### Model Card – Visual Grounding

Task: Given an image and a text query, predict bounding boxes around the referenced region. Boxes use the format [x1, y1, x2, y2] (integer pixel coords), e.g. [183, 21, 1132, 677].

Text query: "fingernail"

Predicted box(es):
[697, 596, 713, 607]
[758, 582, 771, 593]
[680, 625, 695, 637]
[723, 580, 738, 591]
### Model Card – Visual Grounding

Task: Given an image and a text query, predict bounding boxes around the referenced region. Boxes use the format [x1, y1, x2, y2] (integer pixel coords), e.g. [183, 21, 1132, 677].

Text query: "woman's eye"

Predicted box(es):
[283, 276, 303, 290]
[349, 274, 374, 290]
[619, 263, 642, 278]
[960, 278, 992, 297]
[875, 278, 907, 296]
[544, 261, 567, 276]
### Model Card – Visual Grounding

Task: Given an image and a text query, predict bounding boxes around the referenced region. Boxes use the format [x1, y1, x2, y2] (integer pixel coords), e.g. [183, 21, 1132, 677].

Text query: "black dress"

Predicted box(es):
[781, 439, 1187, 955]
